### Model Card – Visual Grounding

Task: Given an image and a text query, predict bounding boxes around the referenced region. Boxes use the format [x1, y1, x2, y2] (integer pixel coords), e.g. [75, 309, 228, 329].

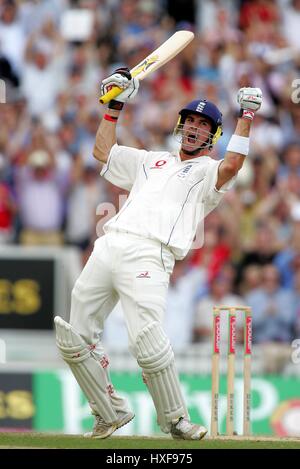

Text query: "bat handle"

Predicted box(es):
[99, 85, 123, 105]
[99, 69, 139, 105]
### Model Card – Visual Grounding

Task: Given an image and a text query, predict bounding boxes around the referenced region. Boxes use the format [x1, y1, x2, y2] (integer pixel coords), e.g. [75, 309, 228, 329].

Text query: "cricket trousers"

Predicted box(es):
[69, 231, 176, 420]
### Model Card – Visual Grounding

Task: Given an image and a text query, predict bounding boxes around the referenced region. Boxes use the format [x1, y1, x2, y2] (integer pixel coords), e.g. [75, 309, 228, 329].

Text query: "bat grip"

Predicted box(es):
[99, 69, 139, 105]
[99, 85, 123, 105]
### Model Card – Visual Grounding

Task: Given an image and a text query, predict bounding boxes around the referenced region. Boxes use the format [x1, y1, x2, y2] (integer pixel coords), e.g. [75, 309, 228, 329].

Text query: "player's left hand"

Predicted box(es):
[237, 87, 262, 112]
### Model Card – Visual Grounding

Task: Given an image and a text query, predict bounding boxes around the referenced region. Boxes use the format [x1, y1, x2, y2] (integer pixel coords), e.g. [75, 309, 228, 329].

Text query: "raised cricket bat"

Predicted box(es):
[99, 30, 194, 104]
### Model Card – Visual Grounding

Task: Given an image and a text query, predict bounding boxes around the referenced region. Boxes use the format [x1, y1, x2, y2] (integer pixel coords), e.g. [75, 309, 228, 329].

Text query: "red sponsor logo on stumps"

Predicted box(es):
[245, 316, 252, 355]
[213, 314, 220, 354]
[229, 315, 236, 354]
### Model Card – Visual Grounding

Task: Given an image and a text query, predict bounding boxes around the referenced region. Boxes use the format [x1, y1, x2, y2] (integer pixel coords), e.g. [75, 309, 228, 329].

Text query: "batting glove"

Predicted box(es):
[237, 87, 262, 120]
[101, 67, 139, 110]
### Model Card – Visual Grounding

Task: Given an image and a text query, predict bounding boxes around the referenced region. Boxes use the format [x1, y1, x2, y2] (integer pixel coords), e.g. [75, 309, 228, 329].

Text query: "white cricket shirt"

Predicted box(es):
[100, 144, 235, 260]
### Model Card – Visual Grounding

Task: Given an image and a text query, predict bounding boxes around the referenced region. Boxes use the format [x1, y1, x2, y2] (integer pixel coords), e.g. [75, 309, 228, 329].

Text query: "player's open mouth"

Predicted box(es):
[187, 134, 196, 143]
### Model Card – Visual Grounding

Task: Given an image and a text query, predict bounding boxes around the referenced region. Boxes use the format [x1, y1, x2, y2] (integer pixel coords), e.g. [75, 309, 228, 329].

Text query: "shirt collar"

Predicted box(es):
[172, 151, 210, 163]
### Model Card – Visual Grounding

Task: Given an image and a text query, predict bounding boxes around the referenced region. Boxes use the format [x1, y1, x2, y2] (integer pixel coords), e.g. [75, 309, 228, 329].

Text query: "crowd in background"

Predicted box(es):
[0, 0, 300, 369]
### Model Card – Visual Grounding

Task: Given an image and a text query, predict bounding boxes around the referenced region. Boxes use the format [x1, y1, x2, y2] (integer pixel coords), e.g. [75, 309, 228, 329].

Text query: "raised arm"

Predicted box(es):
[93, 67, 139, 164]
[93, 107, 120, 164]
[216, 87, 262, 190]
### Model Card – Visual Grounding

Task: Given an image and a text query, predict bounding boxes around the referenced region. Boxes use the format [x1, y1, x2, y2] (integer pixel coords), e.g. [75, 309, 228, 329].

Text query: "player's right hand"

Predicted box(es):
[100, 67, 139, 103]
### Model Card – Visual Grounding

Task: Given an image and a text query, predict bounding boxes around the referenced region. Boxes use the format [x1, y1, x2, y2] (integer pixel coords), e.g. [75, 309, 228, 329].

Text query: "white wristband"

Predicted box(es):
[227, 134, 249, 156]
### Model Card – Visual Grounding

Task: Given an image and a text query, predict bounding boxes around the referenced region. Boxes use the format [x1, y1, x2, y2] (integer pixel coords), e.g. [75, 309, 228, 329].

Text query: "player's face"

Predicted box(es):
[181, 114, 213, 152]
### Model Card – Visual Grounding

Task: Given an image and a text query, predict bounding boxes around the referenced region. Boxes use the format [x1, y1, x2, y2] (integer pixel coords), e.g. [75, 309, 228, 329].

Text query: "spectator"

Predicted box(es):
[65, 158, 105, 252]
[193, 265, 244, 346]
[238, 264, 263, 296]
[255, 188, 293, 246]
[0, 0, 25, 76]
[281, 0, 300, 50]
[78, 110, 102, 167]
[236, 220, 280, 286]
[245, 264, 296, 343]
[275, 214, 300, 287]
[21, 20, 66, 116]
[249, 114, 283, 154]
[245, 264, 296, 372]
[0, 52, 19, 98]
[278, 142, 300, 182]
[190, 225, 232, 285]
[15, 149, 66, 245]
[239, 0, 280, 31]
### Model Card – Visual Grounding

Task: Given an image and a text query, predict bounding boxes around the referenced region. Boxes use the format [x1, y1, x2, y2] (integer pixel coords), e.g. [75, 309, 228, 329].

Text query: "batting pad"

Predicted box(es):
[136, 322, 188, 432]
[54, 316, 118, 423]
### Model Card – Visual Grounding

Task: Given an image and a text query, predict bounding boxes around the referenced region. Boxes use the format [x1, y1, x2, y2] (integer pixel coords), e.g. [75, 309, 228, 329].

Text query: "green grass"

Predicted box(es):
[0, 433, 300, 449]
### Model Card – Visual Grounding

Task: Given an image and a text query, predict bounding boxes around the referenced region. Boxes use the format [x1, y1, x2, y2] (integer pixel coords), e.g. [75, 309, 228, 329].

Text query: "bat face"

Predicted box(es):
[132, 55, 160, 77]
[132, 30, 194, 80]
[99, 30, 194, 104]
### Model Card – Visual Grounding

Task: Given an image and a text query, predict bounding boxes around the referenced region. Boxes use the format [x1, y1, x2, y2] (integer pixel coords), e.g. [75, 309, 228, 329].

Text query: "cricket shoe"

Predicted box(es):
[170, 417, 208, 440]
[84, 411, 135, 439]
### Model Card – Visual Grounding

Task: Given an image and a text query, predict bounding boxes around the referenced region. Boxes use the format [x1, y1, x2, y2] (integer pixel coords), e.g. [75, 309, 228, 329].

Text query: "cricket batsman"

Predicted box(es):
[55, 66, 262, 439]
